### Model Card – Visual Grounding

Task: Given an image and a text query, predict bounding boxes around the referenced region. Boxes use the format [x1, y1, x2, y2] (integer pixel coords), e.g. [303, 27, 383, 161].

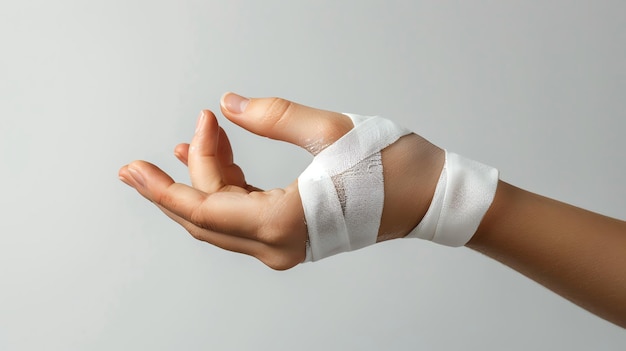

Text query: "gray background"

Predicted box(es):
[1, 0, 625, 350]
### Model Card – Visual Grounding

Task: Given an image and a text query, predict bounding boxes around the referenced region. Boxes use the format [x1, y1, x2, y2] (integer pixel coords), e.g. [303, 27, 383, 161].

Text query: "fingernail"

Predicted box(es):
[128, 167, 145, 188]
[195, 110, 205, 132]
[222, 92, 249, 114]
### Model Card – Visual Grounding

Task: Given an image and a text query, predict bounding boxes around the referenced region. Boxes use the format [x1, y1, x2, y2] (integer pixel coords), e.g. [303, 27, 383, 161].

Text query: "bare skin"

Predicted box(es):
[119, 92, 626, 328]
[468, 181, 626, 328]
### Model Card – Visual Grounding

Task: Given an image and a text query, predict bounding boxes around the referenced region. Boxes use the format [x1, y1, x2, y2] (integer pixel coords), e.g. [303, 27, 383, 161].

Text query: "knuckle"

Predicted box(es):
[319, 115, 352, 143]
[306, 114, 353, 155]
[157, 191, 178, 211]
[262, 97, 295, 129]
[189, 205, 216, 232]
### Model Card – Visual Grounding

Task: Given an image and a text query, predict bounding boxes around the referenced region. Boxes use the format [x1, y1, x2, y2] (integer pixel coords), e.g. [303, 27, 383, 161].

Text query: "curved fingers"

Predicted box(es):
[188, 110, 224, 192]
[120, 160, 305, 269]
[175, 123, 245, 187]
[121, 161, 262, 240]
[175, 127, 234, 167]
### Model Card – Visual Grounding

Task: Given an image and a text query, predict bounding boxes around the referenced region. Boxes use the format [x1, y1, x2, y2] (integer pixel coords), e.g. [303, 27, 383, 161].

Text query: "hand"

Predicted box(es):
[119, 93, 444, 269]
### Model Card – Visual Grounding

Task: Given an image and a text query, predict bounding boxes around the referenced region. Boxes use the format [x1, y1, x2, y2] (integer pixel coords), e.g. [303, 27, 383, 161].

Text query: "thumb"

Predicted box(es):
[220, 92, 353, 155]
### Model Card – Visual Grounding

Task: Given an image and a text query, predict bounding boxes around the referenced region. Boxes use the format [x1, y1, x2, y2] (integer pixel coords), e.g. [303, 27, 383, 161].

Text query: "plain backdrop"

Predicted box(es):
[1, 0, 625, 350]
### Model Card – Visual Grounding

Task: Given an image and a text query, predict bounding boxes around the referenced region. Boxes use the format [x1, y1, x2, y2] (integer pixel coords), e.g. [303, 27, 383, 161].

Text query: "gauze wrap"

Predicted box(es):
[298, 114, 499, 262]
[405, 152, 499, 246]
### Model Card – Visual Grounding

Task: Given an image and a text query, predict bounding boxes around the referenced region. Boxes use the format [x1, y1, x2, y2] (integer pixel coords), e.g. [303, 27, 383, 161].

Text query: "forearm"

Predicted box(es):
[467, 181, 626, 328]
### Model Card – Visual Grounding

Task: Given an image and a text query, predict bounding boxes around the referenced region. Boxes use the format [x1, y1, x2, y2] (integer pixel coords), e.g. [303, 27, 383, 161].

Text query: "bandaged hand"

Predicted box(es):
[119, 93, 498, 269]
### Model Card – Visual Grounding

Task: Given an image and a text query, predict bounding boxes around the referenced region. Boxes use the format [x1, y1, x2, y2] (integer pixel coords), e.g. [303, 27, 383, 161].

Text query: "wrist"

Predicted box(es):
[467, 180, 515, 251]
[378, 134, 445, 241]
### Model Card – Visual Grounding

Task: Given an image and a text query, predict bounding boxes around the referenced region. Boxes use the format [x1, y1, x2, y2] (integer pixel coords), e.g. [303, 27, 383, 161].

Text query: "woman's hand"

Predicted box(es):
[118, 93, 443, 269]
[119, 92, 626, 327]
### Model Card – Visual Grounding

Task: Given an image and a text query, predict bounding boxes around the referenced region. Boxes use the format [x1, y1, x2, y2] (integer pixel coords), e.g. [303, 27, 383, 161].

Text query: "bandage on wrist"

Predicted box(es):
[405, 151, 499, 246]
[298, 114, 499, 262]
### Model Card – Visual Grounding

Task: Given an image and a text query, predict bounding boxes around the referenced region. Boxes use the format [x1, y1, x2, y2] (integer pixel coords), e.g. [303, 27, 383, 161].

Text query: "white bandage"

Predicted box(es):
[406, 152, 499, 246]
[298, 114, 411, 261]
[298, 114, 499, 262]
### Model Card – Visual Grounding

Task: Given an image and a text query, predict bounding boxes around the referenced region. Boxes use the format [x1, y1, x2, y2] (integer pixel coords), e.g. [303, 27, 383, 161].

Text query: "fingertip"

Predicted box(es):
[219, 92, 228, 106]
[195, 110, 205, 133]
[118, 164, 128, 176]
[220, 92, 250, 116]
[174, 143, 190, 163]
[174, 142, 187, 153]
[189, 110, 220, 164]
[119, 175, 134, 188]
[126, 164, 146, 188]
[118, 165, 134, 188]
[119, 161, 151, 189]
[126, 159, 146, 170]
[195, 110, 218, 135]
[119, 161, 143, 179]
